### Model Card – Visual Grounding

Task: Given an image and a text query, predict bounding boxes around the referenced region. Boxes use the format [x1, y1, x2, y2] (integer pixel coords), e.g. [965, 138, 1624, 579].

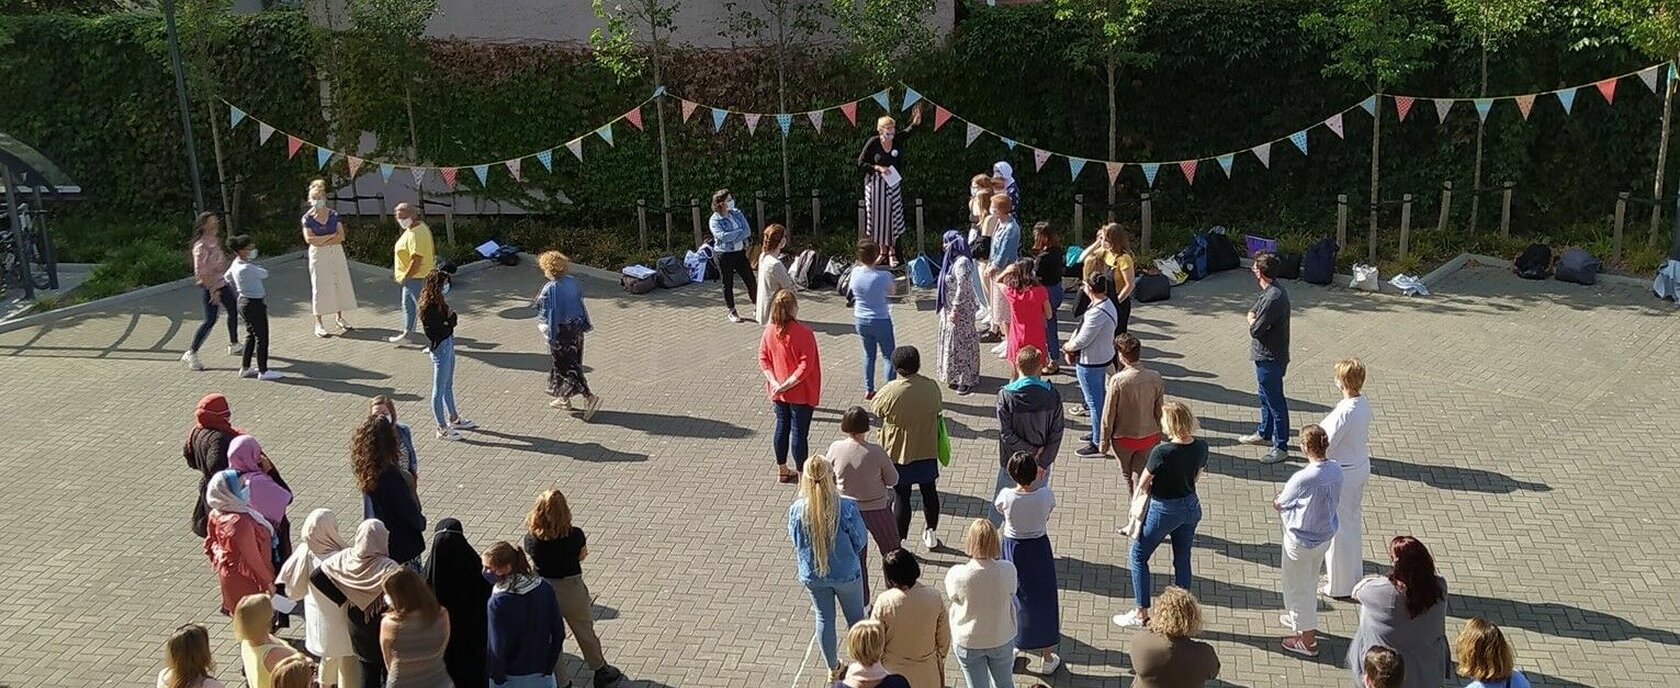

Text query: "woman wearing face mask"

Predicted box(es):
[181, 211, 238, 371]
[302, 179, 357, 338]
[482, 541, 565, 688]
[418, 269, 477, 440]
[856, 105, 924, 268]
[707, 188, 756, 324]
[754, 224, 794, 327]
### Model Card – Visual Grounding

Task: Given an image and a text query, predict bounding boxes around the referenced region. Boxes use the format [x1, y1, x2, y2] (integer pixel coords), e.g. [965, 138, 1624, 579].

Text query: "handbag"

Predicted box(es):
[936, 416, 952, 467]
[1125, 490, 1150, 540]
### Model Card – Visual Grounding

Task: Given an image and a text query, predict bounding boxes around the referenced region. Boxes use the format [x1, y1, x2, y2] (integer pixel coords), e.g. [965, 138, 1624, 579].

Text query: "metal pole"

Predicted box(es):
[810, 189, 820, 242]
[1140, 193, 1153, 253]
[1437, 181, 1452, 233]
[30, 184, 56, 290]
[1399, 194, 1413, 260]
[3, 167, 32, 300]
[1499, 181, 1514, 238]
[914, 198, 925, 258]
[637, 199, 648, 253]
[164, 0, 205, 213]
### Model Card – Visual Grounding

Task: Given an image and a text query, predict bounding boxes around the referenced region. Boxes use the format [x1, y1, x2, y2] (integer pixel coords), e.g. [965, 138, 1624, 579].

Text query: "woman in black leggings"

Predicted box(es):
[870, 346, 944, 549]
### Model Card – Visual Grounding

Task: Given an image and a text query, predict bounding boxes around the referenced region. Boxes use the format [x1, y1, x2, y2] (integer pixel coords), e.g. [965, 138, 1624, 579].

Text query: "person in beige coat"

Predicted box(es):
[1099, 332, 1165, 500]
[871, 550, 951, 687]
[755, 224, 795, 325]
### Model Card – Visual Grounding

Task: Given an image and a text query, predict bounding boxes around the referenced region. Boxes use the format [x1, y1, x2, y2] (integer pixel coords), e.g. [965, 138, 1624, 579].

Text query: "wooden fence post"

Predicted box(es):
[1140, 192, 1154, 253]
[1073, 194, 1085, 246]
[1614, 192, 1628, 263]
[1436, 181, 1452, 233]
[1499, 181, 1514, 238]
[856, 199, 865, 239]
[810, 189, 821, 242]
[687, 199, 701, 252]
[1399, 194, 1413, 260]
[636, 199, 648, 252]
[755, 191, 767, 232]
[1336, 194, 1348, 250]
[914, 198, 925, 257]
[1652, 192, 1665, 247]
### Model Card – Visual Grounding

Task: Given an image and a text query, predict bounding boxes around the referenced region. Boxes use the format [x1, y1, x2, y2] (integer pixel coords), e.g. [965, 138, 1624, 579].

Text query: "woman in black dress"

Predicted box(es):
[856, 104, 924, 268]
[421, 518, 491, 688]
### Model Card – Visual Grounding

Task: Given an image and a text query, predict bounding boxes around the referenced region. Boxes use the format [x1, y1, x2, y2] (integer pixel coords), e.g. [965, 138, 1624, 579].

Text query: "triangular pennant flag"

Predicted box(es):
[596, 123, 614, 146]
[965, 123, 982, 147]
[871, 90, 891, 112]
[1288, 130, 1308, 155]
[439, 167, 457, 190]
[1179, 160, 1199, 185]
[902, 87, 922, 110]
[379, 163, 394, 182]
[680, 100, 698, 123]
[1068, 158, 1087, 180]
[410, 167, 426, 187]
[807, 110, 824, 133]
[1001, 138, 1016, 150]
[1394, 95, 1416, 122]
[566, 139, 584, 162]
[229, 105, 246, 128]
[1325, 113, 1345, 138]
[744, 113, 761, 135]
[286, 135, 303, 159]
[258, 123, 275, 144]
[1141, 162, 1159, 187]
[347, 156, 364, 177]
[1216, 154, 1235, 177]
[1107, 162, 1125, 186]
[712, 108, 728, 132]
[1434, 98, 1455, 122]
[316, 147, 332, 170]
[472, 164, 489, 186]
[933, 106, 951, 131]
[505, 158, 522, 181]
[841, 102, 859, 126]
[1033, 148, 1051, 172]
[1474, 98, 1494, 122]
[625, 107, 644, 130]
[1515, 94, 1536, 120]
[1595, 77, 1617, 104]
[1556, 87, 1577, 114]
[1359, 96, 1377, 116]
[1251, 142, 1272, 168]
[1640, 66, 1660, 93]
[776, 114, 792, 135]
[536, 149, 554, 171]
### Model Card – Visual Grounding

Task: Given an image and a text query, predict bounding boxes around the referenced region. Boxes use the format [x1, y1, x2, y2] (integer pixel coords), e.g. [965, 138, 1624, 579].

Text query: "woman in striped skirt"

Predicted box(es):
[856, 105, 924, 268]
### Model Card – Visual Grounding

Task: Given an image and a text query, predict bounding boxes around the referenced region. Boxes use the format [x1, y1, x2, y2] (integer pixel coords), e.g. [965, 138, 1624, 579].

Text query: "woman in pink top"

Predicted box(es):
[999, 258, 1051, 371]
[759, 289, 822, 483]
[181, 211, 238, 371]
[228, 435, 294, 570]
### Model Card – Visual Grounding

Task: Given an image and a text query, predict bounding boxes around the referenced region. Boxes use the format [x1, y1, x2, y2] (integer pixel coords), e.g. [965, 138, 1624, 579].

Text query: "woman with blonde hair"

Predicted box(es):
[1116, 401, 1207, 629]
[276, 509, 358, 688]
[944, 519, 1016, 688]
[482, 541, 565, 688]
[524, 490, 625, 687]
[270, 655, 316, 688]
[157, 623, 226, 688]
[836, 619, 912, 688]
[536, 250, 602, 420]
[303, 178, 358, 337]
[1128, 586, 1221, 687]
[1321, 357, 1374, 599]
[856, 106, 924, 267]
[1072, 222, 1133, 331]
[759, 289, 822, 481]
[380, 567, 452, 686]
[234, 594, 291, 688]
[787, 455, 869, 681]
[1455, 618, 1530, 688]
[754, 223, 795, 325]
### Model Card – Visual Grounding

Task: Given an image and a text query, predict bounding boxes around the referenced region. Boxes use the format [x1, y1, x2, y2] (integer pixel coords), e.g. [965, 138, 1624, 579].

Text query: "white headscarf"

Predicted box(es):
[319, 519, 400, 611]
[205, 469, 275, 539]
[276, 508, 348, 593]
[992, 161, 1016, 187]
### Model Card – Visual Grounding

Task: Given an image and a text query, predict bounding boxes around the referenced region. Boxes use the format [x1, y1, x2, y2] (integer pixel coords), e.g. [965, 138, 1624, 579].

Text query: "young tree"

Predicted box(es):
[1605, 0, 1678, 247]
[1303, 0, 1443, 261]
[344, 0, 439, 159]
[829, 0, 936, 82]
[719, 0, 826, 222]
[176, 0, 236, 225]
[1050, 0, 1151, 213]
[1446, 0, 1541, 233]
[593, 0, 683, 244]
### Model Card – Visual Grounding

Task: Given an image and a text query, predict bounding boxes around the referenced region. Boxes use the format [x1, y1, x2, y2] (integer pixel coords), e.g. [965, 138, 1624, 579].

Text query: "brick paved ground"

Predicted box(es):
[1, 256, 1677, 688]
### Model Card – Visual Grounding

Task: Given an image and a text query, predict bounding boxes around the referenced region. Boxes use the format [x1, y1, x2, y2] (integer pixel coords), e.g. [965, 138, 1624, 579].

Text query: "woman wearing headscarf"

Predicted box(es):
[935, 230, 981, 395]
[203, 469, 275, 616]
[992, 161, 1020, 211]
[423, 519, 491, 688]
[277, 509, 358, 688]
[856, 106, 924, 268]
[316, 520, 401, 688]
[228, 435, 294, 570]
[183, 393, 239, 538]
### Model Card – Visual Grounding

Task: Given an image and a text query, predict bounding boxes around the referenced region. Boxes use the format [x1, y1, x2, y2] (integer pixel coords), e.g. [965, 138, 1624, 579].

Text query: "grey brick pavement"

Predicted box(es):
[1, 258, 1677, 688]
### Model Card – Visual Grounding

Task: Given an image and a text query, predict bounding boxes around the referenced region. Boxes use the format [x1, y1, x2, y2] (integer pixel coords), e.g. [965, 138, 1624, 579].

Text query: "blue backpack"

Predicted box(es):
[907, 254, 939, 288]
[1177, 235, 1211, 281]
[1302, 238, 1339, 285]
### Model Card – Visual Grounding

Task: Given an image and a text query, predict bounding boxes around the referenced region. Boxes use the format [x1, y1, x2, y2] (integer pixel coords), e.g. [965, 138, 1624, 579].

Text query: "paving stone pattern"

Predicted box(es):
[1, 258, 1677, 688]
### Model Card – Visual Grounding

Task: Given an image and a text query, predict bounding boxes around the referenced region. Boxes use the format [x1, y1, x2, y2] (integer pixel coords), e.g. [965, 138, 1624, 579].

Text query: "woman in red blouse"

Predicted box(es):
[759, 289, 823, 483]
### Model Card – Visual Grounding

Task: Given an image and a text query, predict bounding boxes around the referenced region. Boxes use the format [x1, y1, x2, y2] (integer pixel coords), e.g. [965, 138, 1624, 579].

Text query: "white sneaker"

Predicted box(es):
[450, 418, 478, 430]
[387, 331, 413, 343]
[581, 394, 602, 421]
[921, 528, 940, 549]
[313, 324, 331, 338]
[436, 428, 463, 441]
[549, 398, 573, 410]
[1113, 609, 1147, 628]
[228, 342, 240, 356]
[257, 370, 284, 381]
[237, 367, 257, 379]
[1038, 653, 1063, 675]
[181, 351, 204, 371]
[727, 311, 743, 324]
[1237, 433, 1269, 446]
[989, 342, 1007, 355]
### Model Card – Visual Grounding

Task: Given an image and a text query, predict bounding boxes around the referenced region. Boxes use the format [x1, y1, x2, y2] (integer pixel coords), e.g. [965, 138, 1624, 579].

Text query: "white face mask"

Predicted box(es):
[726, 199, 736, 212]
[310, 199, 327, 210]
[442, 280, 452, 295]
[398, 217, 414, 230]
[970, 185, 983, 197]
[247, 248, 259, 260]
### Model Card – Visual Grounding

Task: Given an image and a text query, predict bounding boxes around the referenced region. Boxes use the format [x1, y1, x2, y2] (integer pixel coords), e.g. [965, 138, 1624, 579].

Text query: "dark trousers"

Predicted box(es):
[190, 284, 238, 353]
[238, 297, 270, 372]
[772, 401, 814, 471]
[894, 481, 941, 539]
[717, 249, 755, 313]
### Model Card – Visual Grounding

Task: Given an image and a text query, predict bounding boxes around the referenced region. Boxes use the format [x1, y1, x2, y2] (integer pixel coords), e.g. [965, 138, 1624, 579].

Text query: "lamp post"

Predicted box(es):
[164, 0, 206, 214]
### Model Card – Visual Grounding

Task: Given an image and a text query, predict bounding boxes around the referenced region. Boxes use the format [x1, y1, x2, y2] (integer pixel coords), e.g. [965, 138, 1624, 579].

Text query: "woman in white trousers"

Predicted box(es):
[1319, 358, 1373, 598]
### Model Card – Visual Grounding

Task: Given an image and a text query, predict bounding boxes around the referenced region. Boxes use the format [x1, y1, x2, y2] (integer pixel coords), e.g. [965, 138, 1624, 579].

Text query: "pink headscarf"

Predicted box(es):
[228, 435, 292, 526]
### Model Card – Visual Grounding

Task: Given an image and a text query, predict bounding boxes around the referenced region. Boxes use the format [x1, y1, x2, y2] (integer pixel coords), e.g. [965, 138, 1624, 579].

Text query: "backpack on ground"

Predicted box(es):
[1204, 228, 1240, 273]
[837, 264, 856, 307]
[790, 249, 821, 289]
[1554, 248, 1601, 285]
[908, 253, 938, 288]
[818, 257, 848, 290]
[1302, 238, 1339, 285]
[1063, 245, 1085, 278]
[1274, 251, 1303, 280]
[655, 255, 691, 288]
[1134, 271, 1172, 303]
[685, 245, 714, 284]
[620, 265, 658, 294]
[1513, 243, 1552, 280]
[1176, 235, 1210, 280]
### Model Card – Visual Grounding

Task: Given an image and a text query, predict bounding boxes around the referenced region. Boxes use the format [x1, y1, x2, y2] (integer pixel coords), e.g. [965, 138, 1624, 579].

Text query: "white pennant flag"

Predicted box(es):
[410, 167, 426, 187]
[1251, 142, 1272, 168]
[807, 110, 824, 133]
[964, 123, 982, 147]
[258, 123, 275, 144]
[1640, 65, 1661, 93]
[1325, 113, 1345, 139]
[745, 113, 761, 135]
[1434, 98, 1455, 122]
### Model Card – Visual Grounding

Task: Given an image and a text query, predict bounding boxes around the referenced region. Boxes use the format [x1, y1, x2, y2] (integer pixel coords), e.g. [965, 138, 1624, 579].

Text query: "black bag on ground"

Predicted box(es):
[1204, 230, 1241, 273]
[655, 255, 691, 288]
[790, 249, 823, 289]
[1134, 272, 1172, 303]
[1513, 243, 1552, 280]
[817, 257, 848, 290]
[1275, 252, 1303, 280]
[1555, 248, 1601, 285]
[1302, 238, 1339, 285]
[836, 263, 856, 307]
[492, 245, 521, 266]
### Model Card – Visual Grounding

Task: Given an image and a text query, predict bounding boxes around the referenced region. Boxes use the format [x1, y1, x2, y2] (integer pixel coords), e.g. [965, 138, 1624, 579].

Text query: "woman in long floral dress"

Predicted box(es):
[937, 229, 981, 395]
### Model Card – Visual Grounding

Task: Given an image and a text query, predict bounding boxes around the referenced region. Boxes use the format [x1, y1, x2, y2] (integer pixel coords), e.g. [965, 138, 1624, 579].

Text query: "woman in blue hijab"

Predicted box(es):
[936, 229, 982, 395]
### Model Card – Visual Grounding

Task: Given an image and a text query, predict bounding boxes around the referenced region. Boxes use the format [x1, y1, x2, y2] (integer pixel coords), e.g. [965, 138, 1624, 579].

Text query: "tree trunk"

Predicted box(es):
[403, 81, 420, 160]
[205, 96, 235, 232]
[776, 17, 791, 230]
[1105, 58, 1117, 220]
[1469, 42, 1487, 233]
[651, 20, 678, 247]
[1652, 58, 1674, 248]
[1368, 93, 1382, 263]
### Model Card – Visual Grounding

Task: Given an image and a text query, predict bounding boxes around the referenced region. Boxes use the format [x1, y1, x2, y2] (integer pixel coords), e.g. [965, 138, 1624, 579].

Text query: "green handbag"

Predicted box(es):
[936, 415, 952, 467]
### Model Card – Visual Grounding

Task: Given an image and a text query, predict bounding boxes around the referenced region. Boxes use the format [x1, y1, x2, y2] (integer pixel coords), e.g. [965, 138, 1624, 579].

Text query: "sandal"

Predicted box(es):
[1282, 636, 1319, 657]
[777, 468, 798, 484]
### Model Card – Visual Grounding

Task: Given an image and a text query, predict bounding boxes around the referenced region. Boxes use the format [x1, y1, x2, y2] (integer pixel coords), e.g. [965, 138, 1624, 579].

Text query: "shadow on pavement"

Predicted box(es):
[461, 428, 648, 462]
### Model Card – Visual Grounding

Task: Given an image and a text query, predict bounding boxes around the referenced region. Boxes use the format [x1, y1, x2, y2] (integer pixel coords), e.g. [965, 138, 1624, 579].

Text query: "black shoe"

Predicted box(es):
[1079, 433, 1093, 443]
[594, 666, 625, 687]
[1075, 443, 1103, 458]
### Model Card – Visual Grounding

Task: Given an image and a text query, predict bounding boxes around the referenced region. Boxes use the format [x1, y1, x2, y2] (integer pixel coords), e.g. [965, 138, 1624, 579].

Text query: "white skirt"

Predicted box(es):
[308, 244, 358, 316]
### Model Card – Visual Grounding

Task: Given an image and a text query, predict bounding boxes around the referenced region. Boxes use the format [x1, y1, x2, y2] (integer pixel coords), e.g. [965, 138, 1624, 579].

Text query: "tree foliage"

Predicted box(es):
[1445, 0, 1541, 51]
[1050, 0, 1153, 73]
[1301, 0, 1444, 89]
[829, 0, 935, 81]
[590, 0, 681, 83]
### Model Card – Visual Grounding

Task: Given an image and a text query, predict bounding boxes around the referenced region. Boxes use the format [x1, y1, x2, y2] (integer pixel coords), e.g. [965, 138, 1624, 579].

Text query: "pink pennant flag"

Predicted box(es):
[1179, 160, 1198, 185]
[807, 111, 824, 133]
[1325, 113, 1345, 139]
[745, 113, 761, 134]
[410, 167, 426, 187]
[1515, 94, 1536, 120]
[841, 102, 859, 126]
[934, 106, 951, 132]
[439, 167, 458, 189]
[286, 135, 303, 159]
[1394, 95, 1415, 122]
[1251, 142, 1272, 168]
[1033, 148, 1051, 172]
[1595, 77, 1617, 104]
[680, 100, 698, 123]
[505, 158, 522, 181]
[346, 156, 364, 177]
[1105, 162, 1123, 186]
[625, 107, 644, 131]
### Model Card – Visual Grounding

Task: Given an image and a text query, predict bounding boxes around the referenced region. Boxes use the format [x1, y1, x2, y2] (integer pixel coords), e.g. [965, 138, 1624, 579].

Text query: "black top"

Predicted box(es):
[1145, 439, 1208, 500]
[422, 519, 490, 688]
[855, 127, 914, 177]
[523, 528, 587, 580]
[1249, 283, 1290, 363]
[421, 303, 457, 350]
[1034, 246, 1064, 287]
[183, 426, 234, 537]
[366, 465, 427, 563]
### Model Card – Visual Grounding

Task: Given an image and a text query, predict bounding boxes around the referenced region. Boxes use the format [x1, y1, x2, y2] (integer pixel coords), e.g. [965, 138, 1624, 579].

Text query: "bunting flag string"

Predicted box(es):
[1140, 162, 1158, 187]
[744, 113, 761, 135]
[1474, 98, 1494, 123]
[1109, 162, 1127, 186]
[1596, 77, 1618, 105]
[379, 163, 394, 182]
[777, 114, 793, 136]
[1179, 160, 1198, 185]
[1067, 158, 1087, 181]
[807, 111, 824, 133]
[505, 158, 522, 181]
[1325, 113, 1344, 139]
[1434, 98, 1455, 122]
[625, 107, 645, 131]
[1557, 87, 1578, 115]
[1033, 149, 1050, 172]
[1515, 94, 1536, 121]
[347, 156, 364, 178]
[680, 100, 698, 123]
[229, 106, 246, 128]
[439, 167, 457, 190]
[472, 164, 490, 186]
[1216, 154, 1234, 178]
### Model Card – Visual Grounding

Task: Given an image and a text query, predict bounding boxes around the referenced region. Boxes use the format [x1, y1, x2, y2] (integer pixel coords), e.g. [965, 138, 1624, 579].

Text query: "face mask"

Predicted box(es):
[311, 199, 327, 210]
[382, 594, 393, 608]
[399, 218, 414, 230]
[442, 280, 452, 295]
[481, 569, 498, 584]
[247, 248, 259, 260]
[882, 129, 895, 138]
[726, 200, 736, 212]
[970, 186, 983, 197]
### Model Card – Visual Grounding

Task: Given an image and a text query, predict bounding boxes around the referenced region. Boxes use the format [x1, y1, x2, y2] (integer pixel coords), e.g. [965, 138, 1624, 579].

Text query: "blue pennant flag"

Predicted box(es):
[711, 108, 728, 132]
[653, 85, 667, 97]
[472, 164, 489, 186]
[536, 149, 554, 171]
[1556, 87, 1577, 114]
[379, 163, 394, 182]
[316, 147, 333, 170]
[872, 90, 891, 112]
[1142, 163, 1160, 187]
[776, 113, 792, 135]
[902, 87, 923, 110]
[1289, 130, 1308, 155]
[1473, 98, 1494, 122]
[1216, 154, 1235, 177]
[1068, 158, 1087, 180]
[596, 124, 614, 146]
[1359, 96, 1377, 116]
[229, 105, 246, 128]
[1002, 138, 1016, 150]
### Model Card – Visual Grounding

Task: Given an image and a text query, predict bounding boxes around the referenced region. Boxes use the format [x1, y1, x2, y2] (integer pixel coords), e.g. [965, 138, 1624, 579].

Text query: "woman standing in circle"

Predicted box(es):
[277, 509, 358, 688]
[1455, 618, 1532, 688]
[352, 415, 427, 567]
[835, 621, 911, 688]
[482, 541, 565, 688]
[856, 106, 924, 268]
[228, 435, 294, 570]
[1115, 401, 1207, 629]
[536, 251, 602, 420]
[303, 179, 357, 338]
[1031, 223, 1066, 375]
[1072, 223, 1133, 334]
[422, 519, 491, 688]
[754, 224, 794, 326]
[318, 520, 401, 688]
[826, 405, 899, 598]
[158, 623, 226, 688]
[1321, 358, 1373, 599]
[1348, 536, 1449, 688]
[234, 594, 292, 688]
[787, 455, 870, 682]
[419, 269, 476, 441]
[184, 393, 240, 538]
[1000, 258, 1051, 370]
[936, 230, 981, 395]
[994, 450, 1062, 675]
[1128, 587, 1221, 688]
[523, 490, 625, 688]
[944, 519, 1016, 688]
[760, 289, 822, 482]
[182, 212, 238, 370]
[707, 189, 756, 323]
[873, 346, 945, 550]
[380, 567, 453, 687]
[870, 550, 951, 688]
[204, 469, 276, 616]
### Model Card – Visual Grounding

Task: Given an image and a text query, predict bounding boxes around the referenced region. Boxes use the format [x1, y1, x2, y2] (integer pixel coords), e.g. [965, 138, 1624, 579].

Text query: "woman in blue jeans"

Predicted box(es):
[1115, 401, 1206, 629]
[181, 211, 238, 370]
[417, 270, 476, 441]
[787, 455, 869, 683]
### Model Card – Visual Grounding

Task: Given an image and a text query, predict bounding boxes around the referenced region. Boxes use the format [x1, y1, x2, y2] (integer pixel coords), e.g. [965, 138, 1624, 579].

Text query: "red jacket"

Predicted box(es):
[204, 511, 274, 614]
[759, 321, 822, 407]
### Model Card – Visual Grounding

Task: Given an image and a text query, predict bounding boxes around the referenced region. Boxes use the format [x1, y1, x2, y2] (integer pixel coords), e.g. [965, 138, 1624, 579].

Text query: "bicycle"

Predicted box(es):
[0, 204, 55, 292]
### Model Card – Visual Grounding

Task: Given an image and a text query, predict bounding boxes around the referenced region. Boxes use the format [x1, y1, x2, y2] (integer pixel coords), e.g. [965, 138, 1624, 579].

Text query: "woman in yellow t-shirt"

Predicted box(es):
[1072, 223, 1136, 336]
